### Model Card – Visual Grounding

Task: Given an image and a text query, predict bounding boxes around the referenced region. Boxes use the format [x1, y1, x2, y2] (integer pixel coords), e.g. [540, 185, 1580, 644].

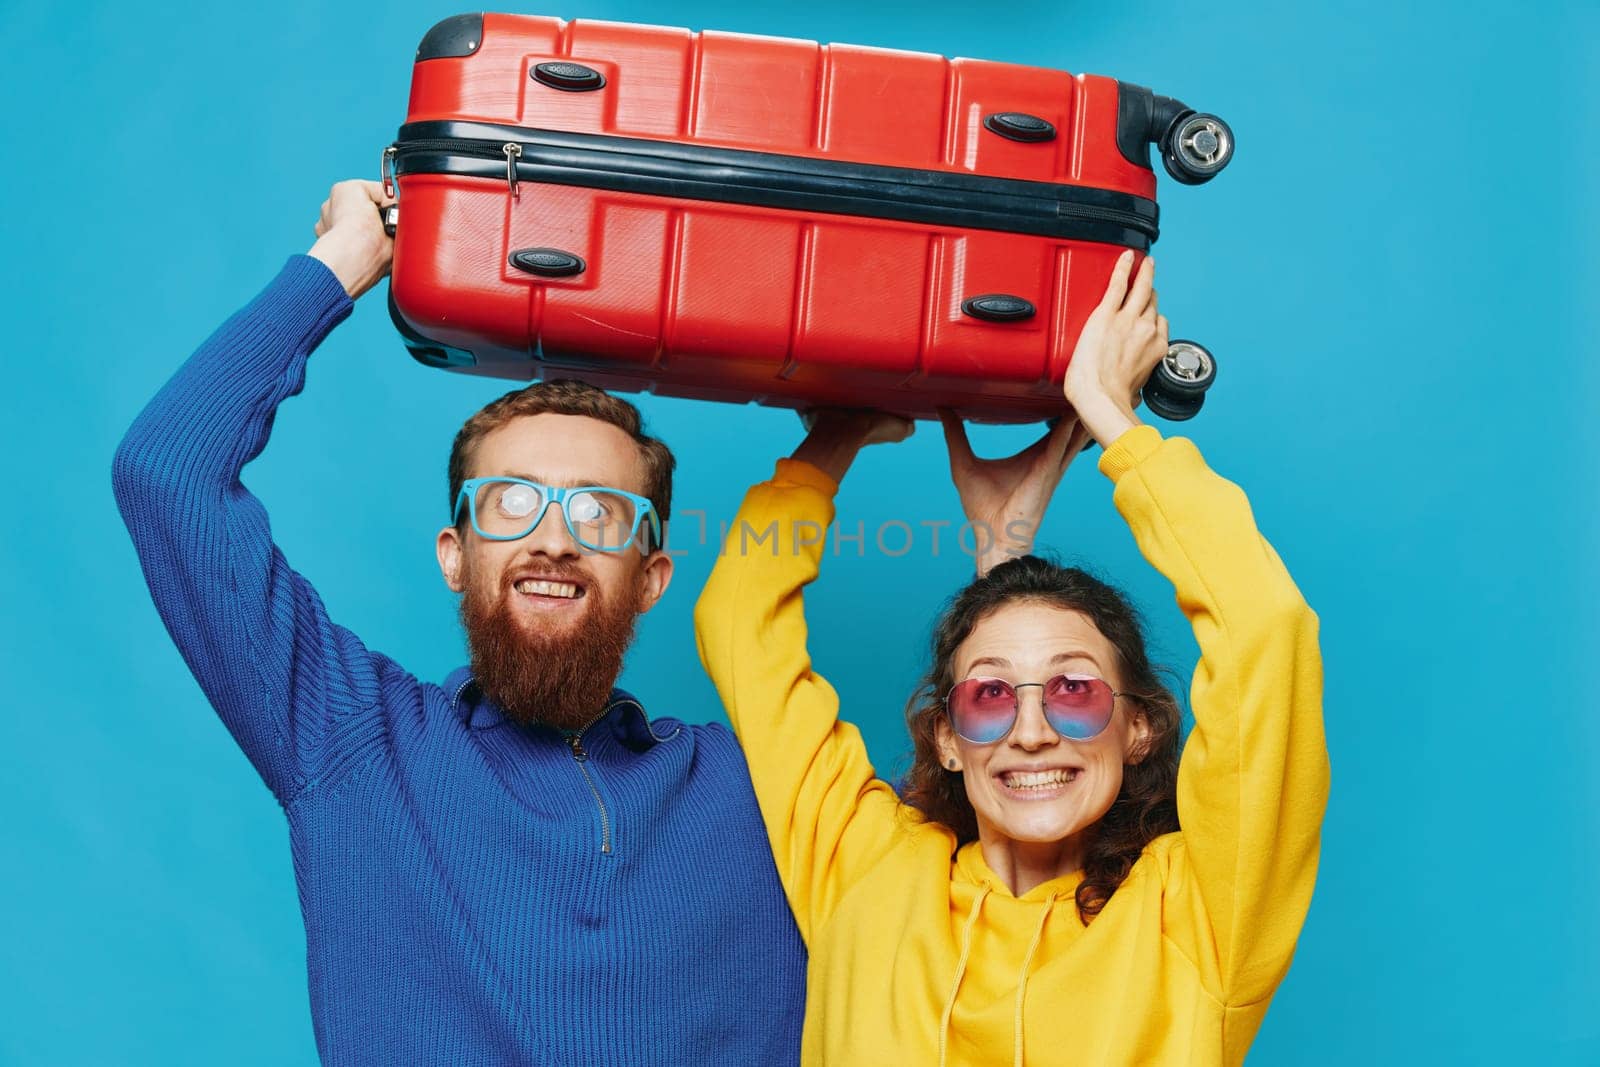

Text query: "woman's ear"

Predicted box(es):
[1124, 704, 1154, 766]
[934, 716, 963, 773]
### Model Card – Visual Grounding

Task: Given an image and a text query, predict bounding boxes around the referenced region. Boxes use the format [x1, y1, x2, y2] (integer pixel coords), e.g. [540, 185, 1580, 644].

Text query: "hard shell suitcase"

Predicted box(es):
[385, 13, 1233, 421]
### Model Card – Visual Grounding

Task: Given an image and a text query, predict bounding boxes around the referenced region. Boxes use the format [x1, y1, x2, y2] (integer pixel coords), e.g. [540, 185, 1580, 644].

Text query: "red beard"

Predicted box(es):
[459, 561, 642, 731]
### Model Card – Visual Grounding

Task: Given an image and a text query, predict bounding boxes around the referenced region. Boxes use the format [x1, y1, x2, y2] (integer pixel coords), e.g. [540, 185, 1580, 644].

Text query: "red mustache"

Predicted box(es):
[502, 560, 595, 590]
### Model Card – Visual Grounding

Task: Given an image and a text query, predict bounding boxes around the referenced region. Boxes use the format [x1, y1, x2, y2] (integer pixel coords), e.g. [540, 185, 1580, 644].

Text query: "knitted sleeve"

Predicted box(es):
[111, 255, 393, 804]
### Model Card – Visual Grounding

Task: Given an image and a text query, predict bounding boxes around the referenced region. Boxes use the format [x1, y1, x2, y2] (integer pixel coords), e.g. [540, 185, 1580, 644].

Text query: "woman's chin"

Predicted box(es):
[988, 807, 1091, 846]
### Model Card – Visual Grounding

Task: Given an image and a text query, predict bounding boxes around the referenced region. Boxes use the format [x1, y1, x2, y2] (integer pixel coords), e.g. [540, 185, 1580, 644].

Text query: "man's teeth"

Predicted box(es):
[1001, 769, 1080, 790]
[514, 578, 580, 599]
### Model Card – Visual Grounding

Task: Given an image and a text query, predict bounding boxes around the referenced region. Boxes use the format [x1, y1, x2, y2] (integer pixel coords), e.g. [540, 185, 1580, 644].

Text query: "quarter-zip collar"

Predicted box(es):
[444, 666, 666, 752]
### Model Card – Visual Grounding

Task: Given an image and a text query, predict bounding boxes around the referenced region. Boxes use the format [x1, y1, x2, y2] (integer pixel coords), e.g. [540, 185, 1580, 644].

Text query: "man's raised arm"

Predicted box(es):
[111, 180, 401, 804]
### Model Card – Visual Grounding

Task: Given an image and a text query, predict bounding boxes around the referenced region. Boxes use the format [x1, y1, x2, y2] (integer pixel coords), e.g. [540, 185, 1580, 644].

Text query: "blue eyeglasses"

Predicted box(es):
[454, 477, 662, 554]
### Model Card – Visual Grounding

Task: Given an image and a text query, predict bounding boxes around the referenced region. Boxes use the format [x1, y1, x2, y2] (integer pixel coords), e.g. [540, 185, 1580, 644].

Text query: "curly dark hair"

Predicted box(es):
[900, 554, 1183, 924]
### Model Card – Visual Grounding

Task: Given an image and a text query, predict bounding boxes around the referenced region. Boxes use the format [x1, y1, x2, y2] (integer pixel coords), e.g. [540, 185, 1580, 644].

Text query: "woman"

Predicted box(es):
[694, 252, 1329, 1066]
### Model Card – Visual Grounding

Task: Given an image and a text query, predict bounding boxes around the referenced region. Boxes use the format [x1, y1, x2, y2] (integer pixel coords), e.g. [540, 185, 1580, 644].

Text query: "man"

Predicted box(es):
[112, 179, 806, 1066]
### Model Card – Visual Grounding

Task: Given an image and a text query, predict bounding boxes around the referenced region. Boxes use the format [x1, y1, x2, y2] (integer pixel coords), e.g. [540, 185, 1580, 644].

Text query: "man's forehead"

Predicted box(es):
[472, 413, 645, 489]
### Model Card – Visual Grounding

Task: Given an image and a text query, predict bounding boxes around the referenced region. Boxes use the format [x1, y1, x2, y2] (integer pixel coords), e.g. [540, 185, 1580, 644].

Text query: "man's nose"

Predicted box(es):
[1008, 687, 1060, 750]
[518, 501, 581, 559]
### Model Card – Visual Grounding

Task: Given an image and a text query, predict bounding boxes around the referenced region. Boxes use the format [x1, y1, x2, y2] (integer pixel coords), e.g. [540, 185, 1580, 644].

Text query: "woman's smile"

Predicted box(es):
[993, 765, 1084, 799]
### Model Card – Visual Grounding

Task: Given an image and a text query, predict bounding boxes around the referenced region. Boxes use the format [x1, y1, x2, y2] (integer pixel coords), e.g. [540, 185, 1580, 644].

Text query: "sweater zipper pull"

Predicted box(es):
[563, 731, 611, 853]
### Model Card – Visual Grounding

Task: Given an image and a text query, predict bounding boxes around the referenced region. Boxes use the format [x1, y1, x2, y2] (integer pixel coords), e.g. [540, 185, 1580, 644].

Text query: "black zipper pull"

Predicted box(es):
[565, 734, 588, 761]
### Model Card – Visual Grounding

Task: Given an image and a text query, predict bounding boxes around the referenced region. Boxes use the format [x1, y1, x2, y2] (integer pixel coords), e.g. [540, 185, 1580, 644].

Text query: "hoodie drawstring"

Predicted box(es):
[1012, 896, 1056, 1067]
[937, 885, 991, 1067]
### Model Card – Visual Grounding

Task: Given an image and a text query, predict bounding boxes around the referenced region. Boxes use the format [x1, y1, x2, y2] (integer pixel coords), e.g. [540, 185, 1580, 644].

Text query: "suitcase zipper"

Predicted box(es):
[388, 121, 1159, 247]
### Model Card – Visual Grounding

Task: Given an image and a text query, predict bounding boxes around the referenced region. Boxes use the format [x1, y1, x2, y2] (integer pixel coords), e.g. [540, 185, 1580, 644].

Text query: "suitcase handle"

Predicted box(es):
[508, 247, 586, 277]
[532, 61, 606, 92]
[983, 112, 1056, 143]
[961, 294, 1036, 322]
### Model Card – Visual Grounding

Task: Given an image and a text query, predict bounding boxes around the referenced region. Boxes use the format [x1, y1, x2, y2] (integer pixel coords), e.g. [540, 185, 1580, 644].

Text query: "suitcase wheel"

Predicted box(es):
[1141, 340, 1217, 420]
[1161, 114, 1234, 186]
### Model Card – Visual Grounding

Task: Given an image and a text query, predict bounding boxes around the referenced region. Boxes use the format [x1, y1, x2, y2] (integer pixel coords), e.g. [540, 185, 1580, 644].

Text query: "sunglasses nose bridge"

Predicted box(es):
[1007, 684, 1059, 747]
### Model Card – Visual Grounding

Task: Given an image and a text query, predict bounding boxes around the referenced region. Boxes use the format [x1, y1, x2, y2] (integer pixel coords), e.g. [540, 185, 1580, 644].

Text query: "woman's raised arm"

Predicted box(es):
[693, 412, 929, 942]
[1065, 253, 1330, 1014]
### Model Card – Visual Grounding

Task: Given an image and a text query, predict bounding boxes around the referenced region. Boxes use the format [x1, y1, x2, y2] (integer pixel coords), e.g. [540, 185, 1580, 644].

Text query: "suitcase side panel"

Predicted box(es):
[1071, 75, 1158, 197]
[390, 175, 529, 359]
[917, 232, 1054, 390]
[667, 210, 801, 369]
[566, 22, 693, 138]
[397, 16, 1161, 420]
[788, 222, 929, 383]
[398, 172, 1124, 412]
[406, 14, 562, 124]
[689, 32, 821, 151]
[392, 186, 1138, 417]
[816, 46, 949, 170]
[527, 189, 667, 368]
[941, 59, 1076, 183]
[409, 17, 1157, 195]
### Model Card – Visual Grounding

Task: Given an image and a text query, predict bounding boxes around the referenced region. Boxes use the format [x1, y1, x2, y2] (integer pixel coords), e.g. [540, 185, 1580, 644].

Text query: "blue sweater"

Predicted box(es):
[111, 257, 807, 1066]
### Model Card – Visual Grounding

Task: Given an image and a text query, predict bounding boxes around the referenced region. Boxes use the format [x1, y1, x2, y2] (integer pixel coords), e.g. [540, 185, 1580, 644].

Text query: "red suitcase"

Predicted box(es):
[385, 13, 1232, 421]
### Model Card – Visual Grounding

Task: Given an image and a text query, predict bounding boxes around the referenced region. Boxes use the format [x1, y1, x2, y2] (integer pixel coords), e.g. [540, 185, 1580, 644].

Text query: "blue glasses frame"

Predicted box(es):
[453, 476, 662, 553]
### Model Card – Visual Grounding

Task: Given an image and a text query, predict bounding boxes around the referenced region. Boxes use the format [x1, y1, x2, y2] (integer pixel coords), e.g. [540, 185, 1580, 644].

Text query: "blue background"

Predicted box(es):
[2, 1, 1595, 1062]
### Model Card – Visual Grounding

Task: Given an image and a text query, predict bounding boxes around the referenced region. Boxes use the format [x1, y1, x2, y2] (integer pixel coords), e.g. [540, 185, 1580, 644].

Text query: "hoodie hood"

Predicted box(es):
[942, 842, 1084, 1067]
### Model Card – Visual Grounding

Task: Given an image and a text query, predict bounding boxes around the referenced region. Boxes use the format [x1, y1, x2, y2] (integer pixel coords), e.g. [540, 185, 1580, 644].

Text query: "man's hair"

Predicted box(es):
[447, 379, 675, 547]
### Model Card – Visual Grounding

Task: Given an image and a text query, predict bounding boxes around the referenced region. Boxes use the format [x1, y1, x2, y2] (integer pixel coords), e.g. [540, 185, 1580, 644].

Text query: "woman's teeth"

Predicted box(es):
[1000, 769, 1080, 790]
[514, 578, 580, 599]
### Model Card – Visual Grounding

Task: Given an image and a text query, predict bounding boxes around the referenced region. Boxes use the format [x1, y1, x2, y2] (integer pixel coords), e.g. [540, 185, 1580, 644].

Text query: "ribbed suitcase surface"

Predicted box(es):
[387, 13, 1225, 421]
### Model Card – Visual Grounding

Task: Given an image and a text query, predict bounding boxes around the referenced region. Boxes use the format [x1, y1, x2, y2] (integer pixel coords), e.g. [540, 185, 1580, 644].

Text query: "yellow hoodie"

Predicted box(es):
[694, 425, 1329, 1067]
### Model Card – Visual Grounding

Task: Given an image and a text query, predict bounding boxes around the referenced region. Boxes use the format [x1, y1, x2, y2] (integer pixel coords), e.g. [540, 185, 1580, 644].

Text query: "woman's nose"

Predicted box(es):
[1008, 687, 1060, 750]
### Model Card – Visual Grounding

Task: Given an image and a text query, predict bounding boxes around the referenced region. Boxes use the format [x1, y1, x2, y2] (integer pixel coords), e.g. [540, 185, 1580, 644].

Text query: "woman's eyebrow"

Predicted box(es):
[965, 651, 1105, 675]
